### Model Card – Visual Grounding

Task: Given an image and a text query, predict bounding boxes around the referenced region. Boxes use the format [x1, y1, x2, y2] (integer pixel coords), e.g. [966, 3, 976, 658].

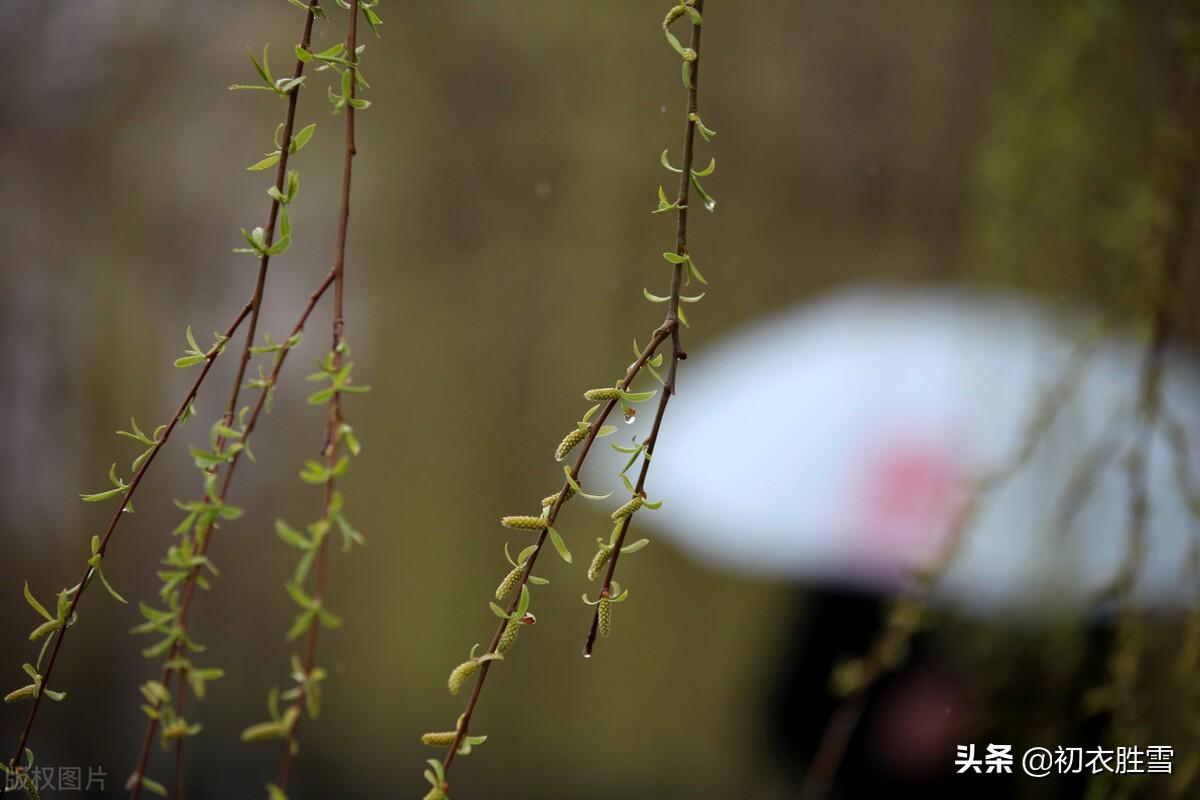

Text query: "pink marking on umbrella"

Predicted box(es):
[845, 435, 967, 581]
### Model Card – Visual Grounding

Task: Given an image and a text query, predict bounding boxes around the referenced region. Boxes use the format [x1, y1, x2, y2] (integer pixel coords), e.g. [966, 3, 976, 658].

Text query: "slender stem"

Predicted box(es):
[0, 299, 253, 793]
[118, 7, 323, 798]
[439, 325, 675, 778]
[171, 6, 324, 786]
[274, 1, 359, 790]
[439, 1, 707, 779]
[583, 4, 704, 651]
[128, 268, 335, 800]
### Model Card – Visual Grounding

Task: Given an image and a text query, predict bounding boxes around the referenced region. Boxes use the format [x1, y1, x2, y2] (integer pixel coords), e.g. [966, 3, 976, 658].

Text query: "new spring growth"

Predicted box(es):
[489, 586, 532, 654]
[611, 473, 664, 523]
[542, 485, 575, 507]
[555, 401, 619, 463]
[587, 545, 613, 582]
[420, 712, 488, 753]
[582, 386, 658, 405]
[2, 749, 40, 800]
[499, 515, 546, 531]
[423, 760, 449, 800]
[583, 584, 630, 639]
[240, 687, 300, 747]
[555, 425, 588, 462]
[495, 543, 549, 600]
[611, 494, 645, 521]
[447, 645, 503, 696]
[588, 527, 651, 582]
[421, 731, 457, 747]
[4, 664, 65, 705]
[10, 580, 83, 707]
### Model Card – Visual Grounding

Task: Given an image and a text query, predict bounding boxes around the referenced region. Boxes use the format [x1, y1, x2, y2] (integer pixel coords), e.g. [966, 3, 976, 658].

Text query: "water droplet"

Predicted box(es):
[703, 199, 716, 212]
[624, 407, 637, 424]
[582, 651, 592, 659]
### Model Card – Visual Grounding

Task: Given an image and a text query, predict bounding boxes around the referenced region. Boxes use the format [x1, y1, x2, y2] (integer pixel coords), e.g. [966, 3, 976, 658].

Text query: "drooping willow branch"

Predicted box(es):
[418, 3, 715, 796]
[0, 4, 328, 795]
[0, 301, 250, 799]
[583, 0, 708, 658]
[241, 2, 372, 796]
[122, 2, 370, 796]
[125, 272, 334, 800]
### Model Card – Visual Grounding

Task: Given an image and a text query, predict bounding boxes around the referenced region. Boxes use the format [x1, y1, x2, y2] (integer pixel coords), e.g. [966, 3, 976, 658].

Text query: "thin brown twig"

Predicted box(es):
[123, 7, 323, 797]
[127, 267, 335, 800]
[438, 0, 708, 783]
[0, 300, 253, 795]
[438, 323, 676, 779]
[274, 0, 359, 790]
[584, 2, 705, 654]
[168, 5, 322, 790]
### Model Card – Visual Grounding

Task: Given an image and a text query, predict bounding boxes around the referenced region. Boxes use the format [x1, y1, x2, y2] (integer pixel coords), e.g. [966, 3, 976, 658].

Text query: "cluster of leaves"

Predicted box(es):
[418, 3, 716, 792]
[3, 2, 384, 798]
[128, 411, 249, 786]
[240, 343, 369, 796]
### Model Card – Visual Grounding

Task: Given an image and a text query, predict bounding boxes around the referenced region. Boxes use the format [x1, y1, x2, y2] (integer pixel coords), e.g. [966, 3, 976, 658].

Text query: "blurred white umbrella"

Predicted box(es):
[592, 284, 1200, 617]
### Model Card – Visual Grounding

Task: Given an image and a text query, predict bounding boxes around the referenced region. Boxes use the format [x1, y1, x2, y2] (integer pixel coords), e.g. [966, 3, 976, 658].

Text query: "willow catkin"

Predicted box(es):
[495, 565, 522, 600]
[3, 684, 37, 704]
[542, 484, 576, 507]
[447, 659, 478, 695]
[587, 546, 613, 581]
[420, 731, 457, 747]
[17, 773, 40, 800]
[500, 515, 546, 531]
[555, 426, 587, 462]
[598, 597, 612, 638]
[583, 387, 622, 401]
[611, 495, 644, 521]
[498, 617, 520, 653]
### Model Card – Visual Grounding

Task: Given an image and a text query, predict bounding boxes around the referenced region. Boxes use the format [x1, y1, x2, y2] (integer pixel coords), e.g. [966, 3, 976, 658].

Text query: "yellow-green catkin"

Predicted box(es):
[542, 484, 576, 507]
[500, 515, 546, 530]
[555, 427, 587, 462]
[4, 684, 37, 704]
[498, 617, 520, 653]
[583, 387, 621, 401]
[423, 787, 447, 800]
[16, 772, 40, 800]
[421, 731, 457, 747]
[495, 565, 522, 600]
[611, 495, 644, 521]
[598, 597, 612, 638]
[448, 659, 478, 695]
[587, 546, 613, 581]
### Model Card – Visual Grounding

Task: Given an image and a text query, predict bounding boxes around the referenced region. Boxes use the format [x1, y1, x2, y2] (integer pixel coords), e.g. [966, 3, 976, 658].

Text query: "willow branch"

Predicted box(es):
[127, 266, 335, 799]
[437, 0, 708, 783]
[0, 300, 253, 793]
[584, 1, 705, 657]
[168, 10, 323, 796]
[274, 0, 359, 790]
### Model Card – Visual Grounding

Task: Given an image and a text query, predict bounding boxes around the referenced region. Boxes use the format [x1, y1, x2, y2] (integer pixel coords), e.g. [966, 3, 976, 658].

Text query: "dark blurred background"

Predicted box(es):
[1, 1, 1199, 798]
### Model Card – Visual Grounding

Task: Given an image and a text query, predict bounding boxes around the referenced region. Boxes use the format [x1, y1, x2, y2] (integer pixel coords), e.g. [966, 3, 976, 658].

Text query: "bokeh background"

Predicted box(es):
[2, 1, 1199, 798]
